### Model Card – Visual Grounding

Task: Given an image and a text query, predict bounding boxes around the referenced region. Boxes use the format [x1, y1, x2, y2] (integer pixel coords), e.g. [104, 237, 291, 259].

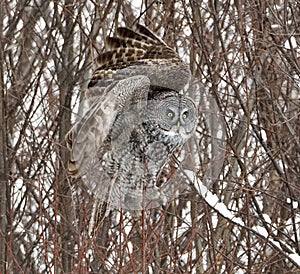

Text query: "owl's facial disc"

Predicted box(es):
[156, 96, 197, 136]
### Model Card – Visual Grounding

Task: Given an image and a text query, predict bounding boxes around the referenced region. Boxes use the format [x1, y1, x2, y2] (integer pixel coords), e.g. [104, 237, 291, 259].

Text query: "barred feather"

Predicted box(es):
[89, 24, 186, 87]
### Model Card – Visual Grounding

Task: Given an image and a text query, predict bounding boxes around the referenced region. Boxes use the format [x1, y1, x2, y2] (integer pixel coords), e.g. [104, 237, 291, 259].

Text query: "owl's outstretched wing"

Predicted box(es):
[86, 24, 191, 102]
[66, 75, 150, 179]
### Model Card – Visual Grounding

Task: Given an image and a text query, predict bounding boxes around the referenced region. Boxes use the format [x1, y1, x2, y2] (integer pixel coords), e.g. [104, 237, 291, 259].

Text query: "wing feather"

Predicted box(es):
[87, 24, 190, 93]
[66, 75, 150, 179]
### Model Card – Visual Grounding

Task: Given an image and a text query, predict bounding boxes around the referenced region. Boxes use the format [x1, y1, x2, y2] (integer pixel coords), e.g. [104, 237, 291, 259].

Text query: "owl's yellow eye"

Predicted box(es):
[167, 110, 175, 119]
[182, 111, 189, 120]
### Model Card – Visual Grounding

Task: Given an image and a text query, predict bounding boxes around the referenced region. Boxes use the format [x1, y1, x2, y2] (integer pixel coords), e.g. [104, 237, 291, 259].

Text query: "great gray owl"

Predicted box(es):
[66, 24, 198, 212]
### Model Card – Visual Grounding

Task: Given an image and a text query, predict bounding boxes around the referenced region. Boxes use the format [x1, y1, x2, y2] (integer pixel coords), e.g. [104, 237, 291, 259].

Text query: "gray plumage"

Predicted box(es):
[66, 24, 198, 212]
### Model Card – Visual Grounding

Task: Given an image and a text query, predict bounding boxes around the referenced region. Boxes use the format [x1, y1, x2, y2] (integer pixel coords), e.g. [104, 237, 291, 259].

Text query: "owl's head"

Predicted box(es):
[146, 91, 197, 142]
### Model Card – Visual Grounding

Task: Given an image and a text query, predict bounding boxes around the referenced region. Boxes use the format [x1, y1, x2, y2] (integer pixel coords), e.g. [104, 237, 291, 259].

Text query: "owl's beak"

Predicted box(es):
[171, 121, 181, 132]
[173, 122, 185, 135]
